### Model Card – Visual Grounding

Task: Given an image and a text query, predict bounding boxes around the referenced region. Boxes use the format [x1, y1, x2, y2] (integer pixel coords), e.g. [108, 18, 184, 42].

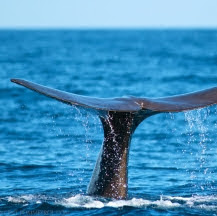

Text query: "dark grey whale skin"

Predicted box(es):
[11, 79, 217, 199]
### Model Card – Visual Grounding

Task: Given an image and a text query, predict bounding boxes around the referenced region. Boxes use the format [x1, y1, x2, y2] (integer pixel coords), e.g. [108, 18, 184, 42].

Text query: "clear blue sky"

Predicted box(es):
[0, 0, 217, 28]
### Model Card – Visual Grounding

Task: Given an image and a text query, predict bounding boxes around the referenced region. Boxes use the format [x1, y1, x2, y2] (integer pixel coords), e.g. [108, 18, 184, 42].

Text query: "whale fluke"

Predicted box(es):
[11, 78, 141, 112]
[11, 78, 217, 199]
[11, 79, 217, 113]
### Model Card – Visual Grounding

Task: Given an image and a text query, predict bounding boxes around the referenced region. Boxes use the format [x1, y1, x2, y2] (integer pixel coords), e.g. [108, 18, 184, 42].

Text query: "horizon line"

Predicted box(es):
[0, 26, 217, 30]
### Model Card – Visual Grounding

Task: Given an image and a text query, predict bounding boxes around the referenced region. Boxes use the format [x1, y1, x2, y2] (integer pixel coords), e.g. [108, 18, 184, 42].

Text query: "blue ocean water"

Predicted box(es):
[1, 29, 217, 215]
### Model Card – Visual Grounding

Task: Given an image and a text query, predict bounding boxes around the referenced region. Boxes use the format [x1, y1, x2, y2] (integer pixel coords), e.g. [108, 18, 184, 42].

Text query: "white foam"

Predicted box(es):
[59, 195, 181, 209]
[106, 198, 151, 208]
[152, 199, 180, 208]
[21, 194, 34, 201]
[165, 196, 192, 201]
[5, 194, 217, 212]
[6, 194, 41, 205]
[7, 196, 27, 204]
[62, 194, 104, 209]
[166, 195, 217, 203]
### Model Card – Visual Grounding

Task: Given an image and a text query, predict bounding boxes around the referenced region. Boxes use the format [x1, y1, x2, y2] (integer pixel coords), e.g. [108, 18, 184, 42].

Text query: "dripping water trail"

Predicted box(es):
[184, 108, 213, 192]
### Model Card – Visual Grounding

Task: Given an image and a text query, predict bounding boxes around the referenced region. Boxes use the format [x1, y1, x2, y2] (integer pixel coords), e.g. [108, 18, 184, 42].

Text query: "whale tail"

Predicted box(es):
[11, 78, 217, 199]
[11, 78, 217, 114]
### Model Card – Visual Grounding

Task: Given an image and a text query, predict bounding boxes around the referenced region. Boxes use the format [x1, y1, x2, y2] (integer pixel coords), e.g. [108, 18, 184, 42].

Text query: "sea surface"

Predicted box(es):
[1, 29, 217, 215]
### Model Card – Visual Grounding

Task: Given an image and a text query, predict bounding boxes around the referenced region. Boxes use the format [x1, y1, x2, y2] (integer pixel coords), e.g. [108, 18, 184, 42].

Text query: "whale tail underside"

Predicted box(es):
[11, 78, 217, 114]
[11, 78, 217, 199]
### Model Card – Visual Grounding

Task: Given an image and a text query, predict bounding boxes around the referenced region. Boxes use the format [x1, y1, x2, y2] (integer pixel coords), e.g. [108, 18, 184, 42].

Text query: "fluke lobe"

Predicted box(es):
[11, 78, 217, 199]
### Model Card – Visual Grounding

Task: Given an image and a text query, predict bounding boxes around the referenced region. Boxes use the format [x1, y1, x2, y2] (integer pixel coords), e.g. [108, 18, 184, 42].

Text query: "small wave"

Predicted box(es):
[59, 194, 181, 209]
[61, 195, 104, 209]
[3, 194, 217, 212]
[165, 195, 217, 211]
[4, 194, 46, 205]
[59, 194, 217, 211]
[5, 194, 35, 204]
[166, 195, 217, 202]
